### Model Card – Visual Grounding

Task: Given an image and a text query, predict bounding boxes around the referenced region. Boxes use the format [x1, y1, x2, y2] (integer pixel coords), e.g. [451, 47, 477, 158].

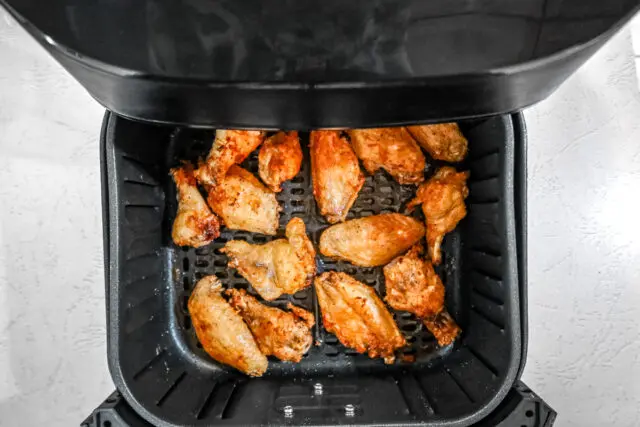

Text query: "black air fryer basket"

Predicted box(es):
[98, 113, 524, 426]
[3, 0, 640, 425]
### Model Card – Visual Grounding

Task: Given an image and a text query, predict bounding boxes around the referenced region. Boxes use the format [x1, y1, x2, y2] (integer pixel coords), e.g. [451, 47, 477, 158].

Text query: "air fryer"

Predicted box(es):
[1, 0, 638, 426]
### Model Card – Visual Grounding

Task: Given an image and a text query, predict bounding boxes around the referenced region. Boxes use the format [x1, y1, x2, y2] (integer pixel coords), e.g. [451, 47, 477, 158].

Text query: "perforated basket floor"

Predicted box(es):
[102, 113, 524, 426]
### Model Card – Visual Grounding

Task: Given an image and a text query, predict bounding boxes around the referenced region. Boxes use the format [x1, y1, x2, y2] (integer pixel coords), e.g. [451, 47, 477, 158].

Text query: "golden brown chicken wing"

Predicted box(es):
[310, 130, 365, 223]
[170, 164, 220, 247]
[188, 275, 268, 376]
[347, 127, 425, 185]
[423, 311, 461, 348]
[319, 213, 424, 267]
[206, 165, 280, 235]
[195, 129, 266, 186]
[407, 167, 469, 265]
[258, 131, 303, 192]
[383, 245, 460, 346]
[227, 289, 314, 363]
[406, 123, 468, 162]
[315, 271, 405, 363]
[221, 218, 316, 300]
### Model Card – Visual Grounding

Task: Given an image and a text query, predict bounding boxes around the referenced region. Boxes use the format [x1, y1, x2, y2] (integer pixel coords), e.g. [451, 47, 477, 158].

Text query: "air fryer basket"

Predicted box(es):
[102, 113, 522, 426]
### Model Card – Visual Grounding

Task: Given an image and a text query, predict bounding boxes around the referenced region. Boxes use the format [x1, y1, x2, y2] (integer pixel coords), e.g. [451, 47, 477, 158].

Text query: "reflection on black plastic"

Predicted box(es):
[2, 0, 639, 81]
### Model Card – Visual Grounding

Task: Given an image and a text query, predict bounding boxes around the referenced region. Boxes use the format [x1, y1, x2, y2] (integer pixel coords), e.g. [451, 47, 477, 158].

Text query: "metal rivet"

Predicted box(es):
[313, 383, 323, 395]
[345, 404, 355, 417]
[283, 405, 293, 418]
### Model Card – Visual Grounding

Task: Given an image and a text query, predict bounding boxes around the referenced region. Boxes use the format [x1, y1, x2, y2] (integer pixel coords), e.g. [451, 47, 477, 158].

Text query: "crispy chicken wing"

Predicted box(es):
[258, 131, 303, 192]
[347, 127, 425, 185]
[310, 130, 365, 223]
[221, 218, 316, 300]
[406, 123, 468, 162]
[170, 164, 220, 247]
[206, 165, 280, 235]
[188, 275, 268, 376]
[227, 289, 314, 363]
[195, 129, 266, 186]
[383, 245, 460, 346]
[407, 167, 469, 265]
[319, 213, 424, 267]
[315, 272, 406, 363]
[423, 311, 461, 348]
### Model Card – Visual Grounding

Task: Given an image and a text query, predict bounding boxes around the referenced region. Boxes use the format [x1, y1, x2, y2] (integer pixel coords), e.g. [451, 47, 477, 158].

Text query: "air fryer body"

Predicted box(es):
[1, 0, 639, 128]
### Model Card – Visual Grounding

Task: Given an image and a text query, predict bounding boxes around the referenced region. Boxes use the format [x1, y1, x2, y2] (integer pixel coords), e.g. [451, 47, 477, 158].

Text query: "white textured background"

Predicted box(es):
[1, 9, 640, 427]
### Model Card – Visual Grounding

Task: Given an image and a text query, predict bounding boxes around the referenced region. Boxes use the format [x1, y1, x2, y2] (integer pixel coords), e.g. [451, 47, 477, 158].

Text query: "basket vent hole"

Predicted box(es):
[362, 186, 374, 194]
[195, 259, 209, 268]
[103, 422, 112, 427]
[401, 323, 416, 333]
[525, 410, 534, 417]
[183, 258, 190, 272]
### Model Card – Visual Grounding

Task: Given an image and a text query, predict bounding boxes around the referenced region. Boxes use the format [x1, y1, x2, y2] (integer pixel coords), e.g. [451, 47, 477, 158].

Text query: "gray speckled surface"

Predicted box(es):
[1, 9, 639, 427]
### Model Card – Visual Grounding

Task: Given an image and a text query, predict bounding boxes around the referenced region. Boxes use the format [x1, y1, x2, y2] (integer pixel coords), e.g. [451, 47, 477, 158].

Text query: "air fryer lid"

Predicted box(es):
[2, 0, 639, 128]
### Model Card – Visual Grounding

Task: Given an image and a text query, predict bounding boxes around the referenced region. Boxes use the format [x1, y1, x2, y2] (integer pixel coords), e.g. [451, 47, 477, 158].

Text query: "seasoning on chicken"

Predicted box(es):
[221, 218, 316, 301]
[315, 271, 406, 363]
[407, 167, 469, 265]
[206, 165, 280, 235]
[310, 130, 365, 223]
[226, 289, 314, 363]
[319, 213, 424, 267]
[383, 245, 460, 346]
[347, 127, 425, 185]
[423, 311, 461, 348]
[188, 275, 268, 377]
[406, 123, 468, 162]
[195, 129, 266, 186]
[170, 163, 220, 247]
[258, 131, 303, 192]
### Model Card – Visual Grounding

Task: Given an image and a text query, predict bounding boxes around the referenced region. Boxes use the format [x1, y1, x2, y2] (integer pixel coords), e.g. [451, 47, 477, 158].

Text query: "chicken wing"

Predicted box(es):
[319, 213, 424, 267]
[206, 165, 280, 235]
[258, 131, 303, 192]
[170, 164, 220, 247]
[423, 311, 461, 348]
[347, 127, 425, 185]
[383, 245, 460, 346]
[188, 275, 268, 376]
[407, 167, 469, 265]
[310, 130, 365, 223]
[221, 218, 316, 300]
[315, 271, 406, 363]
[227, 289, 314, 363]
[195, 129, 266, 186]
[406, 123, 468, 162]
